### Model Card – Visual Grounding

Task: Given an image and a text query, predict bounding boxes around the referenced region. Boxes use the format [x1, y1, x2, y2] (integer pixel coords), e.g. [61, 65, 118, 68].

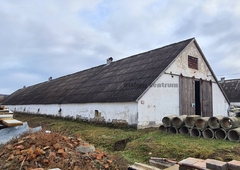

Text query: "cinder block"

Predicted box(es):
[228, 160, 240, 170]
[205, 159, 227, 170]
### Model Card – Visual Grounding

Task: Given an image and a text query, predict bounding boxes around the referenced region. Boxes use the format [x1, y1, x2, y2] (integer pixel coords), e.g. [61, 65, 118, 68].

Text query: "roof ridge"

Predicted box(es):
[113, 37, 194, 63]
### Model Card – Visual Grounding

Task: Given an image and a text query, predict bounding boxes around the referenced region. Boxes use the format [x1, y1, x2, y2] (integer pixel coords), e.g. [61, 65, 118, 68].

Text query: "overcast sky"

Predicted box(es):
[1, 0, 240, 94]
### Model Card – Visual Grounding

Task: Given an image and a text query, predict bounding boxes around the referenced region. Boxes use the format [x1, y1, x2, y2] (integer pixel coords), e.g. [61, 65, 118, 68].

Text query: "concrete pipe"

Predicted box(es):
[179, 125, 190, 135]
[190, 128, 202, 137]
[185, 115, 201, 128]
[228, 127, 240, 142]
[202, 128, 215, 139]
[159, 124, 168, 132]
[220, 117, 239, 130]
[195, 117, 210, 130]
[215, 128, 228, 140]
[172, 115, 187, 129]
[162, 114, 177, 127]
[168, 127, 178, 134]
[208, 116, 224, 129]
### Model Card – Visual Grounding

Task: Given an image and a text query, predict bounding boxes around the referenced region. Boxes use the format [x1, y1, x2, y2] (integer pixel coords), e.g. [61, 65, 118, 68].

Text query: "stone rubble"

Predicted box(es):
[0, 131, 120, 170]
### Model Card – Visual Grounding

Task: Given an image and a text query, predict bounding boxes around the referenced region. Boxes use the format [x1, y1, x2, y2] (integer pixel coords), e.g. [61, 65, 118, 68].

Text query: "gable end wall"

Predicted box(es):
[137, 41, 229, 128]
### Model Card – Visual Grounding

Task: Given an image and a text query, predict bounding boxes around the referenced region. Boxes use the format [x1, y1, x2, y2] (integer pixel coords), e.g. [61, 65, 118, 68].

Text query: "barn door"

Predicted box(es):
[200, 80, 213, 117]
[180, 76, 195, 115]
[180, 76, 213, 117]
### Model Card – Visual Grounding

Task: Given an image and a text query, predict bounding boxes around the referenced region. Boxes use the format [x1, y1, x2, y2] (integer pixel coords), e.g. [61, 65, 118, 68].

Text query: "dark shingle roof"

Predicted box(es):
[219, 79, 240, 103]
[3, 38, 193, 105]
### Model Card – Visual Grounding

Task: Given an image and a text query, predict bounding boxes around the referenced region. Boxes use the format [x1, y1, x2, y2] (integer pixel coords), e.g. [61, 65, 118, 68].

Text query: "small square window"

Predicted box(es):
[188, 56, 198, 70]
[95, 110, 101, 117]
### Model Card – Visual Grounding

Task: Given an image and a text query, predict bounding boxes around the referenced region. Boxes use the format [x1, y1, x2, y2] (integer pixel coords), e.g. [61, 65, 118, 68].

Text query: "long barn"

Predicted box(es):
[2, 38, 229, 129]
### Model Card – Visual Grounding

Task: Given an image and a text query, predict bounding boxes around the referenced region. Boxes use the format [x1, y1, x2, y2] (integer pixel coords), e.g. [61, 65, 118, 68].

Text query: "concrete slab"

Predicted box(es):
[228, 160, 240, 170]
[0, 114, 13, 120]
[179, 157, 203, 165]
[205, 159, 227, 170]
[179, 157, 210, 170]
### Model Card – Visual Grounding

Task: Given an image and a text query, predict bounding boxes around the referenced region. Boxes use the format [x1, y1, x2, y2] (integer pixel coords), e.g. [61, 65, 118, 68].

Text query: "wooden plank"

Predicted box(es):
[0, 110, 10, 114]
[0, 114, 13, 120]
[180, 76, 195, 115]
[2, 119, 23, 127]
[201, 80, 213, 117]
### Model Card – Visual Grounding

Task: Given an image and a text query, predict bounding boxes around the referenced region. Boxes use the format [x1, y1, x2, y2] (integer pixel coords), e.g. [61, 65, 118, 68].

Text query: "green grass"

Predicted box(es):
[14, 113, 240, 164]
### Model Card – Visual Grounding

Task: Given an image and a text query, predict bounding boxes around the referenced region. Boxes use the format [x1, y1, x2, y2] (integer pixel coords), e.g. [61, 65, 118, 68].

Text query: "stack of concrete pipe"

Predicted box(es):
[159, 114, 240, 142]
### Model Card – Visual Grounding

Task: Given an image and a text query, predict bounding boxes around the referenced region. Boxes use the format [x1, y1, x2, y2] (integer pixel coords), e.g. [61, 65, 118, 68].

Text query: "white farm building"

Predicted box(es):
[3, 38, 230, 129]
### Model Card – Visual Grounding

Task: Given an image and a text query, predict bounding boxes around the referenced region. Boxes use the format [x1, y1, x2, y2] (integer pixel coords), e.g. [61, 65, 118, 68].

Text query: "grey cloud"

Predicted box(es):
[1, 0, 240, 94]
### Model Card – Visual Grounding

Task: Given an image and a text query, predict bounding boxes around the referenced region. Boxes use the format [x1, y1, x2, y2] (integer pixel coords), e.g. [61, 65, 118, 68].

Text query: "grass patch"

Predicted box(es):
[15, 113, 240, 164]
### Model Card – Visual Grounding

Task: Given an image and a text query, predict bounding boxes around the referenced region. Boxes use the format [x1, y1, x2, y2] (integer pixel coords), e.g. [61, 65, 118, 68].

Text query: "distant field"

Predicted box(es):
[15, 113, 240, 164]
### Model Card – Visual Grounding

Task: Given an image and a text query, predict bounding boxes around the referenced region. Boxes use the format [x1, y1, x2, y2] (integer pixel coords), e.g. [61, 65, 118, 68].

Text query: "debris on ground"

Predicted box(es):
[0, 131, 123, 170]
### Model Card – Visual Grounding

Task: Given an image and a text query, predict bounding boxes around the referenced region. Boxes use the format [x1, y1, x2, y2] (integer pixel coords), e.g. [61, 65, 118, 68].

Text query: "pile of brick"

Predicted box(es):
[178, 157, 240, 170]
[0, 131, 120, 170]
[129, 157, 240, 170]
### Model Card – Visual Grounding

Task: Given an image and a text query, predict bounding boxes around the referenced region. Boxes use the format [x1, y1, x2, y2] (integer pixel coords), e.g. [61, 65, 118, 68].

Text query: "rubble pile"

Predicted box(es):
[0, 131, 120, 170]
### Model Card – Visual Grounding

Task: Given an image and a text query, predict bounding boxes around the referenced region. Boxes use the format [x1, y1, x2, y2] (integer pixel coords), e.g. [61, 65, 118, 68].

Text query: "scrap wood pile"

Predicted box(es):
[0, 131, 122, 170]
[159, 114, 240, 141]
[0, 109, 23, 129]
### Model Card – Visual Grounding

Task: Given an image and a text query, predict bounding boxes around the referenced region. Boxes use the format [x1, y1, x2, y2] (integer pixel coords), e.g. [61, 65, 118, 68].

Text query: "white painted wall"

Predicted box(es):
[165, 41, 214, 81]
[212, 83, 229, 116]
[137, 41, 229, 128]
[137, 73, 179, 128]
[5, 102, 138, 125]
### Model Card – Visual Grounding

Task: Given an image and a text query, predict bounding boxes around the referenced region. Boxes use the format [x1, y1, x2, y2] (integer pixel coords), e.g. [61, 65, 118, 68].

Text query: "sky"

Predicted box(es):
[1, 0, 240, 95]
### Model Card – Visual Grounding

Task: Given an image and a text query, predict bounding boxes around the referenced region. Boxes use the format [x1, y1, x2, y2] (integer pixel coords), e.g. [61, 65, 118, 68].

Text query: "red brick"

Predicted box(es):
[97, 153, 104, 160]
[15, 145, 25, 150]
[7, 154, 14, 161]
[53, 143, 61, 150]
[104, 164, 109, 169]
[107, 160, 112, 164]
[57, 148, 64, 154]
[62, 151, 68, 158]
[14, 149, 21, 155]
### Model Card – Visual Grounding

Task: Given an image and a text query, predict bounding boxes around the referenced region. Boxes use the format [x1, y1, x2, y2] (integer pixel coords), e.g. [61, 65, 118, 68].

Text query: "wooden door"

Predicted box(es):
[200, 80, 213, 117]
[180, 76, 195, 115]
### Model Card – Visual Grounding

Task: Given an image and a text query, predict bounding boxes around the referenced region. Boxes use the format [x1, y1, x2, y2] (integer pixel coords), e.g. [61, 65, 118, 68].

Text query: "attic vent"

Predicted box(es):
[107, 57, 113, 65]
[188, 56, 198, 70]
